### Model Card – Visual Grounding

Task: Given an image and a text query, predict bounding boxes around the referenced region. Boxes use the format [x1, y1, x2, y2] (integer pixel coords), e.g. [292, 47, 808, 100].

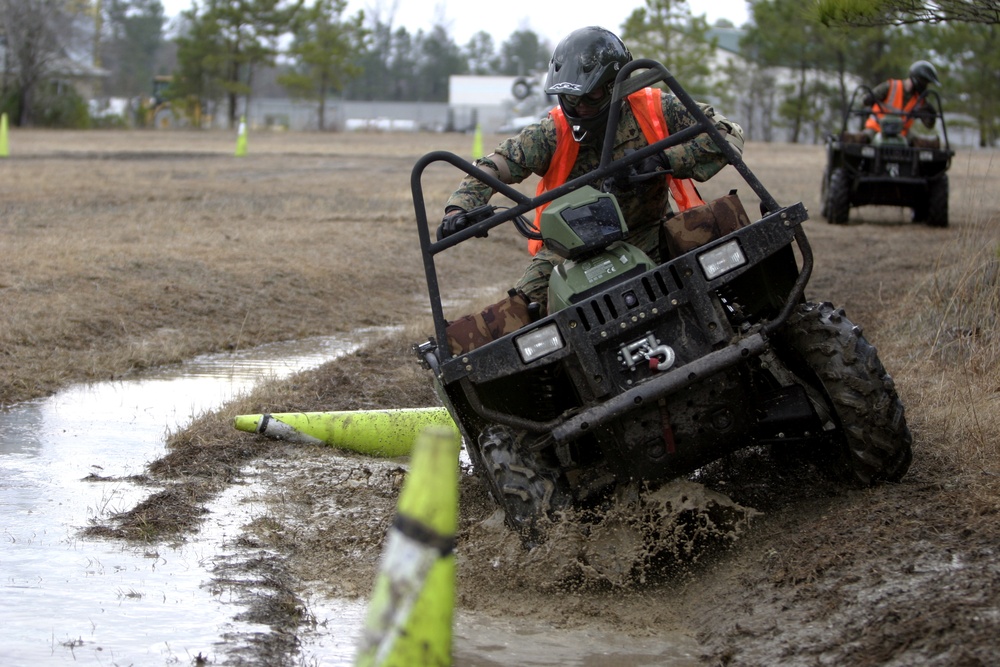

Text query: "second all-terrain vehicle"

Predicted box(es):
[411, 59, 913, 541]
[821, 84, 954, 226]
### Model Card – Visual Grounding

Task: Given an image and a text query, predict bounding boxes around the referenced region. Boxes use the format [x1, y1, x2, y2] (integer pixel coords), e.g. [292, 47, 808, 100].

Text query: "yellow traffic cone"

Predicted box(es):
[233, 407, 458, 458]
[471, 123, 483, 159]
[0, 112, 9, 158]
[354, 426, 460, 667]
[235, 115, 248, 157]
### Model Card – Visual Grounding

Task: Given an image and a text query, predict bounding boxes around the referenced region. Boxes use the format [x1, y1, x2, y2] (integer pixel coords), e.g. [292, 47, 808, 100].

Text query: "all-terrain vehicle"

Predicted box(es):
[821, 84, 954, 226]
[411, 60, 913, 541]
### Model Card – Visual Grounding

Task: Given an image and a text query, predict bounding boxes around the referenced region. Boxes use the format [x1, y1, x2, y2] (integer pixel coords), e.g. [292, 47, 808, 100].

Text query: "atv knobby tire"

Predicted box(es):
[926, 173, 949, 228]
[825, 168, 851, 224]
[777, 301, 912, 485]
[478, 425, 572, 541]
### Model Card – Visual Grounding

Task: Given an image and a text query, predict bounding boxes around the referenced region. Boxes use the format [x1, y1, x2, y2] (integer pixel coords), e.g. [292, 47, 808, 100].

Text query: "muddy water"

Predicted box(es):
[1, 330, 703, 666]
[0, 334, 384, 666]
[295, 599, 701, 666]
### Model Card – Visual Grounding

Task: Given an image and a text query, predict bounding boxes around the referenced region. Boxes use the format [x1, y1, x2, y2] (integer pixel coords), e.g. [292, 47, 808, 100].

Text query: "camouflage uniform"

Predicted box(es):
[445, 89, 744, 314]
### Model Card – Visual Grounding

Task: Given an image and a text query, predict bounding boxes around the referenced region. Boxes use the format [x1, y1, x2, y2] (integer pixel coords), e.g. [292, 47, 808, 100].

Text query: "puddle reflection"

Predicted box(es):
[0, 332, 390, 665]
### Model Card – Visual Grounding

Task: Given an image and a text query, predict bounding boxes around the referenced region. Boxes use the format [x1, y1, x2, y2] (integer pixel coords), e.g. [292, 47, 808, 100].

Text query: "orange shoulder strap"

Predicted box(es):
[628, 88, 705, 211]
[897, 81, 920, 134]
[528, 107, 579, 255]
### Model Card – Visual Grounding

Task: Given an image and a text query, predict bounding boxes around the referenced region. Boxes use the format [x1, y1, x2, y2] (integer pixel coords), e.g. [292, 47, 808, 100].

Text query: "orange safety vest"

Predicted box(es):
[865, 79, 921, 136]
[527, 87, 705, 255]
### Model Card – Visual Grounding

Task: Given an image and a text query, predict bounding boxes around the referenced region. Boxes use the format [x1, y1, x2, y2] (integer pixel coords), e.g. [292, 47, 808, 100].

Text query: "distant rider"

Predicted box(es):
[862, 60, 941, 141]
[438, 26, 744, 316]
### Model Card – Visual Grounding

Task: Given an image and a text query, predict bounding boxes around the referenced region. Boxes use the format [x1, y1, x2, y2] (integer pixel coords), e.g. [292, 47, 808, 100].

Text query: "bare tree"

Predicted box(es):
[816, 0, 1000, 26]
[0, 0, 77, 125]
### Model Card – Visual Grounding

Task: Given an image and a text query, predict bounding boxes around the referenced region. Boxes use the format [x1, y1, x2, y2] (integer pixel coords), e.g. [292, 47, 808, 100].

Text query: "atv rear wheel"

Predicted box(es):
[825, 168, 851, 224]
[926, 174, 949, 228]
[478, 425, 573, 542]
[776, 301, 912, 485]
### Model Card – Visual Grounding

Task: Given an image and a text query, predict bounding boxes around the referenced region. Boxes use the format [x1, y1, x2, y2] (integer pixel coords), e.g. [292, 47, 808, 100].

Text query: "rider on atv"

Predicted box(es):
[862, 59, 942, 143]
[437, 26, 745, 317]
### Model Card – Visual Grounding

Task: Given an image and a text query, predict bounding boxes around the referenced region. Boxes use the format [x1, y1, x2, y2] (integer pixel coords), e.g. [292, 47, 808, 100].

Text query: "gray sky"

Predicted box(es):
[160, 0, 752, 46]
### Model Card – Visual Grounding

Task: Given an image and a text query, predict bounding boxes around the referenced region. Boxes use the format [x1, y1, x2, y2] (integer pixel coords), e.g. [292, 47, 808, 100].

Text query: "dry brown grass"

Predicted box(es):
[0, 128, 526, 405]
[879, 164, 1000, 480]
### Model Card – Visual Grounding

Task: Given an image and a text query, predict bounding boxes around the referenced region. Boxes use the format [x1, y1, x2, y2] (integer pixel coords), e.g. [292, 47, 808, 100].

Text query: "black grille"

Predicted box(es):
[573, 268, 674, 331]
[881, 147, 912, 162]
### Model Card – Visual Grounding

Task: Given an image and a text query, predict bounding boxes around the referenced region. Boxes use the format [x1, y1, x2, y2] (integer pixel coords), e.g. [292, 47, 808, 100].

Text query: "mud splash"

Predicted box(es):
[242, 450, 732, 665]
[458, 479, 759, 591]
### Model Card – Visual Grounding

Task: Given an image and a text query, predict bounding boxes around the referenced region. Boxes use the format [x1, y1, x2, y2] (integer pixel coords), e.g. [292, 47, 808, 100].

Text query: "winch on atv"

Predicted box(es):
[411, 59, 913, 542]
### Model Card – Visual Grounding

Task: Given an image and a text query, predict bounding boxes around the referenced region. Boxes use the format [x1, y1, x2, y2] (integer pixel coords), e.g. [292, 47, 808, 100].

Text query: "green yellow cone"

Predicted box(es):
[354, 426, 460, 667]
[471, 123, 482, 159]
[233, 407, 457, 457]
[235, 115, 248, 156]
[0, 112, 9, 157]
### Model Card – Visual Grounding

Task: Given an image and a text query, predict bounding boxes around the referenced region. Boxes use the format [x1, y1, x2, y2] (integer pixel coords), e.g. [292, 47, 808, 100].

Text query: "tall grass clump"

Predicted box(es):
[881, 190, 1000, 479]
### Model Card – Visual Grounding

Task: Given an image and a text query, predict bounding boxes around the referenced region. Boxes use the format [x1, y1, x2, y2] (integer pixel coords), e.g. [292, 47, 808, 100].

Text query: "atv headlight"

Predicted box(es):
[515, 323, 563, 363]
[918, 150, 934, 161]
[861, 146, 876, 158]
[698, 240, 747, 280]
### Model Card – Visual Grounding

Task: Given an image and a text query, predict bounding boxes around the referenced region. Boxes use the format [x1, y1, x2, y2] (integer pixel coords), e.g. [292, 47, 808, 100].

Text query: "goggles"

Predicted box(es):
[561, 86, 608, 109]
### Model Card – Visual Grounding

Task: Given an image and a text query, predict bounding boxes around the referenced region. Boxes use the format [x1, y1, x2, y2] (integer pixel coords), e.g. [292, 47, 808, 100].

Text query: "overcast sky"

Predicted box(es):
[160, 0, 752, 45]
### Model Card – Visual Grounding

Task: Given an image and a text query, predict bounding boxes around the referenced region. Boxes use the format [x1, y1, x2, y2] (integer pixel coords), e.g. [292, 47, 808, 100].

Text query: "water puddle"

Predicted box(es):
[294, 602, 702, 666]
[0, 332, 390, 665]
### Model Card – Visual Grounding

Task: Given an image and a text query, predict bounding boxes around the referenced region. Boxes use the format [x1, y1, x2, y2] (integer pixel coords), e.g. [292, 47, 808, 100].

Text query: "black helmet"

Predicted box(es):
[544, 26, 632, 142]
[909, 60, 940, 89]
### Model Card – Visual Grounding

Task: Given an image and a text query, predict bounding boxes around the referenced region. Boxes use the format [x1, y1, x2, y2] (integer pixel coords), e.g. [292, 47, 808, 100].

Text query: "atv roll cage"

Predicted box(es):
[412, 59, 814, 391]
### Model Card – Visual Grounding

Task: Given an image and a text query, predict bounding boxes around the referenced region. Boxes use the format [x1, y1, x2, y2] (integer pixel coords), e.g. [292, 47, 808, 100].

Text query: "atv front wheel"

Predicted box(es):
[825, 168, 851, 224]
[477, 425, 573, 542]
[776, 301, 912, 485]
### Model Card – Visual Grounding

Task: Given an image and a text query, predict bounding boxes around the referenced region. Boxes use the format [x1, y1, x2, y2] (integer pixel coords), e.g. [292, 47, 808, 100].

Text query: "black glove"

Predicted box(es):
[436, 206, 468, 241]
[619, 150, 672, 188]
[639, 151, 672, 175]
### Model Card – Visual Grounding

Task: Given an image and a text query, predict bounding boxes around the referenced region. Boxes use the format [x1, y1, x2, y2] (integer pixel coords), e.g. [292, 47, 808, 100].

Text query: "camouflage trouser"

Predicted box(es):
[515, 222, 663, 316]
